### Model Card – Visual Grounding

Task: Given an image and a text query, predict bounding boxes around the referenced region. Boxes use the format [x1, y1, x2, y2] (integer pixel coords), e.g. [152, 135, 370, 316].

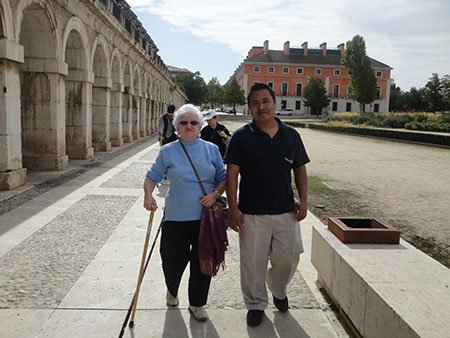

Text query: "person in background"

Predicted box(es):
[143, 104, 226, 322]
[200, 109, 231, 158]
[158, 104, 178, 145]
[224, 83, 309, 327]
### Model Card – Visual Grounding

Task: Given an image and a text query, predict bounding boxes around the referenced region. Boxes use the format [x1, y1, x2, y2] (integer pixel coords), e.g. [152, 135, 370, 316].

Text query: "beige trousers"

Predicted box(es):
[239, 212, 304, 310]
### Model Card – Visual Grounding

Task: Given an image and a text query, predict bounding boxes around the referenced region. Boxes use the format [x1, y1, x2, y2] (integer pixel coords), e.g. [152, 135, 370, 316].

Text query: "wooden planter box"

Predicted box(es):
[328, 217, 400, 244]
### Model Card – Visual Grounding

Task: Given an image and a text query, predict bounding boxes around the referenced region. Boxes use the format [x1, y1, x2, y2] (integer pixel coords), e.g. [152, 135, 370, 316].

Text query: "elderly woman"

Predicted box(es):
[143, 104, 226, 322]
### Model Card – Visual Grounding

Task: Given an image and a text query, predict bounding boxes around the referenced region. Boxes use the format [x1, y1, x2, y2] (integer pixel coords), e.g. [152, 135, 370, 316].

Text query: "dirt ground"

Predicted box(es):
[224, 119, 450, 268]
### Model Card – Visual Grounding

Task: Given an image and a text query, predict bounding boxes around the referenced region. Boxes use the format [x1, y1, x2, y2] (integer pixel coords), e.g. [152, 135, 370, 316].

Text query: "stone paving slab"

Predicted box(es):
[0, 139, 348, 337]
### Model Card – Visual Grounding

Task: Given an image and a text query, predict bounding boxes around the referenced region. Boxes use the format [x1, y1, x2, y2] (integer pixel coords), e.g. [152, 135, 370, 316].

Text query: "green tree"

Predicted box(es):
[176, 71, 207, 105]
[205, 77, 224, 109]
[442, 75, 450, 112]
[422, 73, 446, 112]
[341, 35, 378, 113]
[223, 78, 245, 111]
[389, 81, 407, 112]
[405, 87, 427, 112]
[303, 77, 331, 115]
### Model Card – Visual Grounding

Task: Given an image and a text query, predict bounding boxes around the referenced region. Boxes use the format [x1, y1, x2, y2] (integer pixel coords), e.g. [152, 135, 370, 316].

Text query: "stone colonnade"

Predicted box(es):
[0, 0, 186, 190]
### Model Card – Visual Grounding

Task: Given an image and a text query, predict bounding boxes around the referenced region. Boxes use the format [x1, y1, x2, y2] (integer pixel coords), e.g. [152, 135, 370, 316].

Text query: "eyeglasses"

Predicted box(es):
[179, 120, 200, 126]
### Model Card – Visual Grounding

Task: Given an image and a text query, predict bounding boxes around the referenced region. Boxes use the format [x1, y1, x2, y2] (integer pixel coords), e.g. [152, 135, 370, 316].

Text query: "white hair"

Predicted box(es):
[173, 104, 204, 127]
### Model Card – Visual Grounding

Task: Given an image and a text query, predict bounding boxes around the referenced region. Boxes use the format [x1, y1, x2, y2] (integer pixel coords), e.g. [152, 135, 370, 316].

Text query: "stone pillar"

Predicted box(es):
[122, 88, 132, 143]
[0, 39, 27, 190]
[131, 93, 140, 139]
[140, 95, 147, 137]
[92, 77, 112, 151]
[110, 83, 123, 146]
[65, 70, 94, 159]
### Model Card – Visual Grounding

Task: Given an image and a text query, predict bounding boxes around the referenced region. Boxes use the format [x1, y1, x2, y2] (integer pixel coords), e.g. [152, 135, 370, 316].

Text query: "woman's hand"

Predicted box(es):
[199, 191, 218, 208]
[143, 194, 158, 211]
[218, 131, 228, 139]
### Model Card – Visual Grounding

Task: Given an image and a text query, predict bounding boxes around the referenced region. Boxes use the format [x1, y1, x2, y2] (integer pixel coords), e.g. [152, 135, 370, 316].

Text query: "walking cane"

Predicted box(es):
[118, 210, 163, 337]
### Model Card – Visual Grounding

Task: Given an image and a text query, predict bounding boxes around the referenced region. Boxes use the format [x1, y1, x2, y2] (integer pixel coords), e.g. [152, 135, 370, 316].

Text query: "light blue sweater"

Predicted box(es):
[146, 138, 226, 221]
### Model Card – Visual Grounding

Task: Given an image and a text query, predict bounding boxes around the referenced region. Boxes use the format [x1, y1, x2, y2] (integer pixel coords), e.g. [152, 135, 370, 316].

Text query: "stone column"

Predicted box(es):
[131, 92, 140, 139]
[92, 77, 112, 151]
[122, 87, 132, 143]
[0, 39, 26, 190]
[139, 94, 147, 137]
[65, 70, 94, 159]
[110, 83, 123, 146]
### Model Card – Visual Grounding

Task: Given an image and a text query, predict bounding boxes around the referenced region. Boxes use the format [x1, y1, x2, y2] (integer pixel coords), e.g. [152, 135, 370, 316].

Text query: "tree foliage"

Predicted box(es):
[422, 73, 447, 112]
[341, 35, 378, 113]
[223, 78, 245, 109]
[303, 77, 331, 115]
[175, 71, 207, 105]
[205, 77, 224, 108]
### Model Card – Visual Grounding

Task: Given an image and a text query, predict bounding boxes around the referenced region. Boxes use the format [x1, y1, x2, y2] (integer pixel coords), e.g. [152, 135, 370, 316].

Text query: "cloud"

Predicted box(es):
[128, 0, 450, 89]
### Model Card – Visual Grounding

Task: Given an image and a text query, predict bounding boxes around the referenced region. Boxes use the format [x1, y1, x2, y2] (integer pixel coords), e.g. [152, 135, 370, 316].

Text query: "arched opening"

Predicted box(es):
[92, 42, 111, 151]
[19, 3, 66, 170]
[64, 28, 92, 159]
[122, 60, 132, 142]
[110, 54, 123, 146]
[132, 68, 140, 138]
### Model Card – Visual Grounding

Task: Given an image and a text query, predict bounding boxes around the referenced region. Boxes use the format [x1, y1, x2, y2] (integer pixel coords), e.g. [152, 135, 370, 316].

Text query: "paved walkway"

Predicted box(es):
[0, 136, 349, 338]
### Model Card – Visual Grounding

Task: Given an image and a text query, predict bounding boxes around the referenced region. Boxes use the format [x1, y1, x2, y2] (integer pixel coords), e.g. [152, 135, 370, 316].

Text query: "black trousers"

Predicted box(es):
[159, 220, 211, 307]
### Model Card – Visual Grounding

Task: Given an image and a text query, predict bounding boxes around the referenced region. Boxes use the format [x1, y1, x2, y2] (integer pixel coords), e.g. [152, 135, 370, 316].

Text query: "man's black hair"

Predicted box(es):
[247, 83, 276, 107]
[167, 104, 176, 114]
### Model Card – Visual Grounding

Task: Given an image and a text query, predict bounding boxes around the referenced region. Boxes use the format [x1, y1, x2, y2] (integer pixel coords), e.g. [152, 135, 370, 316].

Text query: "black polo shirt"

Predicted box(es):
[224, 118, 309, 215]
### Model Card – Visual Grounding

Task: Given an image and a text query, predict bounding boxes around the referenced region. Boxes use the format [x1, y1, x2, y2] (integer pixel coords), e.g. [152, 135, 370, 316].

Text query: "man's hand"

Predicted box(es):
[294, 201, 307, 221]
[228, 207, 245, 232]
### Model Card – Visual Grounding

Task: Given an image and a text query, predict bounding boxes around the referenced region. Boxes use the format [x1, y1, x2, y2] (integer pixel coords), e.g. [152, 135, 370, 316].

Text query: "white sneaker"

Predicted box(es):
[166, 290, 179, 307]
[188, 305, 208, 322]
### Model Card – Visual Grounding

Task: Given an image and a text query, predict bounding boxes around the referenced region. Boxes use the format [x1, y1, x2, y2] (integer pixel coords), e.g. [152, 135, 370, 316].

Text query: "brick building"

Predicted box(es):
[231, 40, 392, 114]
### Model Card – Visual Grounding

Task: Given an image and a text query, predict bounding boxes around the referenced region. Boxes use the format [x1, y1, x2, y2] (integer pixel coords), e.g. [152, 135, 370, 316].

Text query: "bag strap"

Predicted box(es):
[179, 141, 207, 196]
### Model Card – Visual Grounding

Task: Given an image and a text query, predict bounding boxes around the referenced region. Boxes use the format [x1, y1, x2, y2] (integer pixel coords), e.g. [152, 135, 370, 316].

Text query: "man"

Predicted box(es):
[158, 104, 178, 145]
[224, 83, 309, 327]
[200, 109, 231, 158]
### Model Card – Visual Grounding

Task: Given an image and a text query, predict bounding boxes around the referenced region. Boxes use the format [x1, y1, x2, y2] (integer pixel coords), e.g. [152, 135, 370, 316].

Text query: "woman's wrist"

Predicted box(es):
[214, 190, 221, 197]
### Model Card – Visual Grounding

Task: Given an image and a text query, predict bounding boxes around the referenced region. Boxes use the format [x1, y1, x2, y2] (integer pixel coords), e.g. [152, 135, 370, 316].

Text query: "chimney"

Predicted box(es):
[337, 43, 345, 56]
[301, 41, 308, 56]
[283, 41, 290, 55]
[263, 40, 269, 54]
[320, 42, 327, 56]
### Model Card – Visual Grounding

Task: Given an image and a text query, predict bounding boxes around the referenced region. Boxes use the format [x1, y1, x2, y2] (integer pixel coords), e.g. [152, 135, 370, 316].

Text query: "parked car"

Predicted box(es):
[275, 109, 293, 116]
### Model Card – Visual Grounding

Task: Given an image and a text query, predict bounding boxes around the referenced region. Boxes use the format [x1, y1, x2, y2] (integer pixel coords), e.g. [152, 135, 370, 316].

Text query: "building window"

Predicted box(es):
[296, 83, 302, 96]
[295, 100, 301, 110]
[332, 102, 338, 111]
[376, 86, 381, 99]
[268, 66, 275, 73]
[267, 81, 274, 89]
[281, 82, 288, 96]
[376, 71, 382, 78]
[315, 68, 322, 75]
[253, 66, 260, 73]
[334, 69, 341, 76]
[281, 100, 287, 109]
[296, 68, 303, 74]
[253, 81, 260, 86]
[333, 84, 339, 98]
[282, 67, 289, 74]
[374, 103, 380, 112]
[348, 70, 352, 76]
[346, 102, 352, 112]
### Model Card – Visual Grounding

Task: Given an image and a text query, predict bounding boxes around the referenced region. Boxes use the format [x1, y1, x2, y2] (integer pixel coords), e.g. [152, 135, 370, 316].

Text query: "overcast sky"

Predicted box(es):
[128, 0, 450, 91]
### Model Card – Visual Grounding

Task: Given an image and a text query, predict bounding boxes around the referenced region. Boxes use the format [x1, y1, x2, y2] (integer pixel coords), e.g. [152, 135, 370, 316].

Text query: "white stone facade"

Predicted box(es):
[0, 0, 186, 190]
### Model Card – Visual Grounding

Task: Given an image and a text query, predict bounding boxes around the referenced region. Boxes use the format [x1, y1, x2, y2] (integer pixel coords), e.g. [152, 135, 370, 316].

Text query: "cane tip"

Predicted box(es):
[129, 321, 135, 328]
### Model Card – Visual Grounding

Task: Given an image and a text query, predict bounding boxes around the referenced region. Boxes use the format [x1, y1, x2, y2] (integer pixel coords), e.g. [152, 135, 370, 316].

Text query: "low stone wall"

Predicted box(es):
[311, 222, 450, 338]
